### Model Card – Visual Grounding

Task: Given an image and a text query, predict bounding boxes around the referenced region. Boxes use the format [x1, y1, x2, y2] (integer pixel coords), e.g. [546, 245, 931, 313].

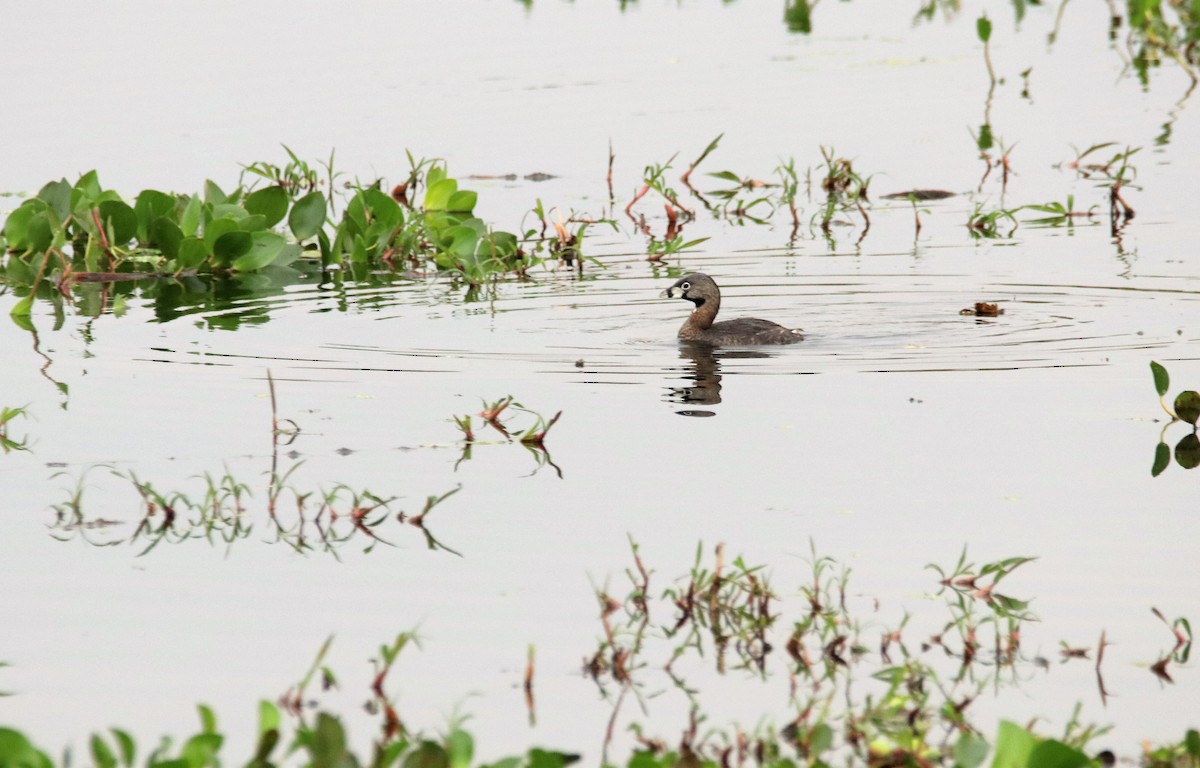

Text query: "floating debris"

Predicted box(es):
[960, 302, 1005, 317]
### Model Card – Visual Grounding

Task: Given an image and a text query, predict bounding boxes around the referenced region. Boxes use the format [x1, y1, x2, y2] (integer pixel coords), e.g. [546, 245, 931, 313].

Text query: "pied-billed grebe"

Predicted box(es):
[660, 273, 803, 346]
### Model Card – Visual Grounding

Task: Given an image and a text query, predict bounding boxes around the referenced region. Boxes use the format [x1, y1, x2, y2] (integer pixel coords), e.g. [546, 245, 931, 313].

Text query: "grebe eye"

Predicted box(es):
[680, 282, 690, 291]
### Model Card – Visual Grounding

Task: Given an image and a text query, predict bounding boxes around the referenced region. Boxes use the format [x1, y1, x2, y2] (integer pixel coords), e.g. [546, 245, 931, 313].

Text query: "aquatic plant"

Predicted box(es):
[1024, 195, 1098, 227]
[453, 398, 564, 477]
[1149, 361, 1200, 476]
[0, 405, 30, 453]
[966, 202, 1021, 238]
[0, 152, 540, 312]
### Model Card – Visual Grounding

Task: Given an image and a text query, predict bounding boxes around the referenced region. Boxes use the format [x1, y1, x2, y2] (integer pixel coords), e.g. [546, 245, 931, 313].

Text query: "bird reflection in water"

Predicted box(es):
[666, 342, 774, 417]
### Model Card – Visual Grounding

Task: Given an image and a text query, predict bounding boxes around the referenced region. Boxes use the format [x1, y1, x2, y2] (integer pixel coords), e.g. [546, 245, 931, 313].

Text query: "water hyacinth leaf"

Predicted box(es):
[213, 230, 253, 266]
[134, 190, 176, 241]
[1152, 442, 1171, 477]
[1176, 433, 1200, 470]
[151, 217, 184, 259]
[1186, 729, 1200, 757]
[955, 732, 990, 768]
[783, 0, 812, 33]
[239, 214, 268, 233]
[177, 237, 209, 271]
[364, 188, 404, 229]
[179, 195, 203, 236]
[992, 720, 1035, 768]
[98, 200, 137, 245]
[258, 700, 281, 735]
[204, 180, 227, 205]
[73, 170, 102, 205]
[233, 232, 286, 272]
[3, 204, 36, 248]
[9, 293, 34, 318]
[90, 734, 117, 768]
[211, 203, 250, 222]
[244, 185, 289, 228]
[204, 217, 241, 251]
[110, 729, 136, 767]
[1025, 740, 1090, 768]
[446, 190, 477, 213]
[1173, 390, 1200, 425]
[976, 15, 992, 43]
[289, 191, 327, 240]
[446, 729, 474, 768]
[424, 178, 457, 211]
[1150, 361, 1169, 397]
[181, 733, 223, 768]
[0, 728, 50, 768]
[24, 214, 54, 255]
[37, 179, 72, 221]
[311, 713, 348, 768]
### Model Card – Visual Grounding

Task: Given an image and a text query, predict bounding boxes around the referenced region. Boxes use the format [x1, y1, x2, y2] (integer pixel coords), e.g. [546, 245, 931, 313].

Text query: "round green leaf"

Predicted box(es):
[289, 191, 327, 241]
[98, 200, 138, 245]
[204, 217, 241, 251]
[213, 230, 253, 266]
[424, 178, 457, 211]
[151, 217, 184, 259]
[176, 237, 209, 271]
[244, 186, 289, 228]
[134, 190, 176, 241]
[1176, 433, 1200, 470]
[233, 231, 285, 272]
[1173, 390, 1200, 425]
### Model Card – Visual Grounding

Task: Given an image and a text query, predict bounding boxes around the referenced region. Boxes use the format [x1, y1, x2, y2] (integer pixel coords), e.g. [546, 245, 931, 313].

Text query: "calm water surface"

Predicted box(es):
[1, 0, 1198, 762]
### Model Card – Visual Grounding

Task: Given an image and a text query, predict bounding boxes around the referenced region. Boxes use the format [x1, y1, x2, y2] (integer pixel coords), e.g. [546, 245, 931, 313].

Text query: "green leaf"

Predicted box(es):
[204, 217, 241, 251]
[1151, 361, 1170, 397]
[1185, 729, 1200, 758]
[177, 237, 209, 271]
[955, 732, 990, 768]
[289, 191, 327, 240]
[364, 189, 404, 229]
[198, 704, 217, 734]
[244, 186, 290, 228]
[1175, 433, 1200, 470]
[23, 214, 54, 255]
[976, 14, 993, 43]
[110, 729, 136, 767]
[204, 180, 228, 205]
[783, 0, 812, 34]
[180, 733, 222, 768]
[0, 728, 53, 768]
[1173, 390, 1200, 425]
[91, 734, 117, 768]
[73, 170, 102, 204]
[310, 714, 348, 768]
[179, 196, 203, 236]
[991, 721, 1035, 768]
[151, 217, 184, 259]
[1025, 740, 1089, 768]
[98, 200, 138, 245]
[424, 178, 458, 211]
[37, 179, 73, 221]
[446, 190, 477, 213]
[233, 232, 286, 272]
[134, 190, 176, 242]
[708, 170, 743, 183]
[446, 730, 473, 768]
[403, 741, 450, 768]
[1152, 442, 1171, 477]
[213, 231, 253, 266]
